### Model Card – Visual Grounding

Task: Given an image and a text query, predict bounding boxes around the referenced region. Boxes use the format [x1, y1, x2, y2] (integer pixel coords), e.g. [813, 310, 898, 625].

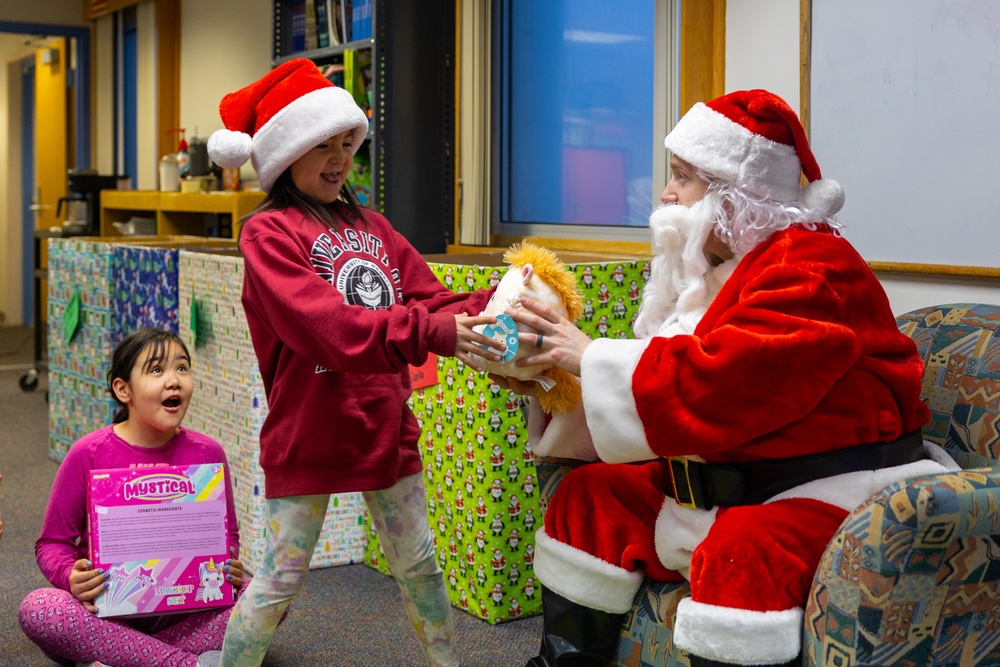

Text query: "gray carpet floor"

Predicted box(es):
[0, 325, 541, 666]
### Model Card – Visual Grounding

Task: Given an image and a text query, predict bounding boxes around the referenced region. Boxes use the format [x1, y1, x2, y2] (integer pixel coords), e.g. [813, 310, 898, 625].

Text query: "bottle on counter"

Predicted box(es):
[159, 154, 180, 192]
[188, 135, 210, 178]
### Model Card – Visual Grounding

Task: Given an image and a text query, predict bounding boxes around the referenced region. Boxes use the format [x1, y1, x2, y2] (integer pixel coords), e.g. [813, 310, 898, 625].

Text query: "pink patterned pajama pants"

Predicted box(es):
[18, 578, 250, 667]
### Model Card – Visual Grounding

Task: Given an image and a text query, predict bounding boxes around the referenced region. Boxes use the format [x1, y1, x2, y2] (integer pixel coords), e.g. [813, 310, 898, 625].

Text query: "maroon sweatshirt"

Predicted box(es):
[239, 205, 494, 497]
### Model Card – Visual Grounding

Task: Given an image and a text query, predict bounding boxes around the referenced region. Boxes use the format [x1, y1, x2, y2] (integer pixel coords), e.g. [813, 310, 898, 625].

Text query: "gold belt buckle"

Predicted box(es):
[667, 456, 698, 510]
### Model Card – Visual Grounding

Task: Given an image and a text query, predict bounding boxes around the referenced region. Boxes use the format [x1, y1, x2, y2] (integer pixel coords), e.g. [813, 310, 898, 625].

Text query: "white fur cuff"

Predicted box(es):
[581, 338, 656, 463]
[674, 598, 803, 663]
[533, 528, 643, 614]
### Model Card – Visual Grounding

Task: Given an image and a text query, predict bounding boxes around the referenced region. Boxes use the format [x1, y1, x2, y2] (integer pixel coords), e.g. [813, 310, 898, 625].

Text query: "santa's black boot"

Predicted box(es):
[523, 587, 625, 666]
[688, 654, 800, 667]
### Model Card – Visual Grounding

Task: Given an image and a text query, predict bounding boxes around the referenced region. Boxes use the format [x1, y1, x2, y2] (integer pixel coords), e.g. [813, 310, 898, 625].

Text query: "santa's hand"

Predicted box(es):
[488, 373, 541, 399]
[506, 296, 591, 377]
[455, 314, 506, 372]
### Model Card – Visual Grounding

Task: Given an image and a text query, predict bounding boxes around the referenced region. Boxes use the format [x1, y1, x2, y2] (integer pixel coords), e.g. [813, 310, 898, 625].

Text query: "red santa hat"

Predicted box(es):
[207, 58, 369, 192]
[664, 89, 844, 216]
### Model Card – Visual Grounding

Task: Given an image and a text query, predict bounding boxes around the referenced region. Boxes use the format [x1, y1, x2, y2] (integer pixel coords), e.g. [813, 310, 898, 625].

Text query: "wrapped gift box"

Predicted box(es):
[45, 237, 235, 462]
[177, 250, 367, 574]
[363, 251, 649, 624]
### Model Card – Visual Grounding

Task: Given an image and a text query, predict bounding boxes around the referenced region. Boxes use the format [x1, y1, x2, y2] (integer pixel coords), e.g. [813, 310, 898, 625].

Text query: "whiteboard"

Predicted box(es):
[810, 0, 1000, 269]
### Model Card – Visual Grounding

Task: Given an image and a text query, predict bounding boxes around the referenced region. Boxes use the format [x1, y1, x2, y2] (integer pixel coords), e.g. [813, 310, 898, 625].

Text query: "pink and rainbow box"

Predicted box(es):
[88, 463, 233, 618]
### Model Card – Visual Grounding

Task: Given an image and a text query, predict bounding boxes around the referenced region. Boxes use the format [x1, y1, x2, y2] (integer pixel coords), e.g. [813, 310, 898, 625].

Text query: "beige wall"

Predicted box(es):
[725, 0, 801, 116]
[179, 0, 271, 182]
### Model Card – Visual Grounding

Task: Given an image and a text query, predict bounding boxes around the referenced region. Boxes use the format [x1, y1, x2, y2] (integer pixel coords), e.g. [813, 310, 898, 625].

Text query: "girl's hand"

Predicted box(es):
[224, 546, 245, 589]
[506, 296, 593, 377]
[454, 314, 507, 372]
[69, 559, 108, 613]
[488, 373, 541, 399]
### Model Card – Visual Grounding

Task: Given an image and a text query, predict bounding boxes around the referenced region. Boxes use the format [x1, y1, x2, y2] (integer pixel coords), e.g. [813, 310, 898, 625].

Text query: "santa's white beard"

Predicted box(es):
[633, 194, 737, 340]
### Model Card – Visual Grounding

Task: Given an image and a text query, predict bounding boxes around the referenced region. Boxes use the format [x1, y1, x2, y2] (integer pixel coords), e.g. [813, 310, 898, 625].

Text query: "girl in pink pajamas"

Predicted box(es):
[19, 329, 249, 667]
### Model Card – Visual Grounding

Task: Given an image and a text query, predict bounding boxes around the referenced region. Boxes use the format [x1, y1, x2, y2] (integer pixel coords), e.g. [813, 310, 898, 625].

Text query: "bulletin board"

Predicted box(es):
[808, 0, 1000, 277]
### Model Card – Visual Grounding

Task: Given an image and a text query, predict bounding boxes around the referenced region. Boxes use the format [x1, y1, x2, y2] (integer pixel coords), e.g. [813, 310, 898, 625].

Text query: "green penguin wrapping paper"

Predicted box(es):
[363, 253, 650, 623]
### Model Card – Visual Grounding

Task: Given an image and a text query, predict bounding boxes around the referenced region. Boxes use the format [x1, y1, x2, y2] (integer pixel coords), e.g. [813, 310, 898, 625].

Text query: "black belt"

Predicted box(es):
[662, 430, 927, 510]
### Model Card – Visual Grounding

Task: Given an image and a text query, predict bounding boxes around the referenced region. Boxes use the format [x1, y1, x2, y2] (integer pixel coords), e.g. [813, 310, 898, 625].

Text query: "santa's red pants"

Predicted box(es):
[538, 459, 848, 659]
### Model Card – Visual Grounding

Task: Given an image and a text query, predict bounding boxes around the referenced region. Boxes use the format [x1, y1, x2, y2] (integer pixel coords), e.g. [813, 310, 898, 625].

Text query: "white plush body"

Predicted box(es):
[474, 263, 569, 381]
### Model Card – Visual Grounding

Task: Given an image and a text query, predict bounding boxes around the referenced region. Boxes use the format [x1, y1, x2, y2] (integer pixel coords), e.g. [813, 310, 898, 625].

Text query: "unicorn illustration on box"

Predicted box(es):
[195, 558, 225, 603]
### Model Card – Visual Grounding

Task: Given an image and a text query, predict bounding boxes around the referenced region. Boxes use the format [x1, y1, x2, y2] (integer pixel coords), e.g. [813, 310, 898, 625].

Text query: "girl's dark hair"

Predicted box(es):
[238, 168, 367, 238]
[107, 328, 191, 424]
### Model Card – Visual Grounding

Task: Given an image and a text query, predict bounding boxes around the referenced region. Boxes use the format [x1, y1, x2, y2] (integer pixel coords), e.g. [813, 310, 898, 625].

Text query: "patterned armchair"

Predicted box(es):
[535, 303, 1000, 667]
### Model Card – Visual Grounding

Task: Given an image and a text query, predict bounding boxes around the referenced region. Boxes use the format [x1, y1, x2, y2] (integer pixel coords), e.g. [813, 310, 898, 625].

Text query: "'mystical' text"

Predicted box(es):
[123, 474, 196, 501]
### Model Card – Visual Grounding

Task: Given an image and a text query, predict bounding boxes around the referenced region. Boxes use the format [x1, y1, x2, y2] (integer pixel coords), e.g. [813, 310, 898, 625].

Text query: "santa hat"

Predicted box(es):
[207, 58, 369, 192]
[664, 89, 844, 216]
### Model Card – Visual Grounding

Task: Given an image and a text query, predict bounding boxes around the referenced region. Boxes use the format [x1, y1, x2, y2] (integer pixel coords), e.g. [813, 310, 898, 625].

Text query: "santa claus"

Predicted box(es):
[496, 89, 956, 667]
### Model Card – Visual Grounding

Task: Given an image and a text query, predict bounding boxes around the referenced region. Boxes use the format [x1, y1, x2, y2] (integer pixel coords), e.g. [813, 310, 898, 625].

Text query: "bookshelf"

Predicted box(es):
[271, 0, 457, 254]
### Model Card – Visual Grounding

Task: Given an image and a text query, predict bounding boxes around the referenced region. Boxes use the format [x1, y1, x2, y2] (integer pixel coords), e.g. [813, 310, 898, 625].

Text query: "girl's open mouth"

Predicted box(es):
[162, 397, 182, 409]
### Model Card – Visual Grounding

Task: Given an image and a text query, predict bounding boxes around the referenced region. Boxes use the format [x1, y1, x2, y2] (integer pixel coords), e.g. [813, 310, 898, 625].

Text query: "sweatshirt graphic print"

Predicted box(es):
[311, 227, 401, 308]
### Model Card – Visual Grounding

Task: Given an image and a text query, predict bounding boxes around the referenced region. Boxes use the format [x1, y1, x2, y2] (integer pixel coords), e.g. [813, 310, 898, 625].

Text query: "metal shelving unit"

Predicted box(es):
[271, 0, 456, 253]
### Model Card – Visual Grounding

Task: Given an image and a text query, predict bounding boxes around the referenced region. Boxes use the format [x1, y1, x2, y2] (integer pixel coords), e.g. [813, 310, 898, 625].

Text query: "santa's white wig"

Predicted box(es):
[709, 178, 844, 256]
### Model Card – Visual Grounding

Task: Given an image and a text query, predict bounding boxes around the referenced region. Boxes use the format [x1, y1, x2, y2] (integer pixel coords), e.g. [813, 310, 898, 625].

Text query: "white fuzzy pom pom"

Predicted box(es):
[207, 129, 252, 169]
[798, 178, 846, 216]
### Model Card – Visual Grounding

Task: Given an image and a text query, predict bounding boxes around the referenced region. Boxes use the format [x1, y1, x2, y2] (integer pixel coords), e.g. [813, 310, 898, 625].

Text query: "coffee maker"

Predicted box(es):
[60, 169, 128, 235]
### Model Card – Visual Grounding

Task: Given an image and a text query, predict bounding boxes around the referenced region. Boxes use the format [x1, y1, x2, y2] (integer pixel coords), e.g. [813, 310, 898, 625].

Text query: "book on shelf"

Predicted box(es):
[348, 150, 372, 207]
[314, 0, 330, 48]
[291, 0, 307, 53]
[352, 0, 372, 41]
[340, 0, 352, 44]
[326, 0, 340, 46]
[304, 0, 317, 51]
[343, 48, 372, 114]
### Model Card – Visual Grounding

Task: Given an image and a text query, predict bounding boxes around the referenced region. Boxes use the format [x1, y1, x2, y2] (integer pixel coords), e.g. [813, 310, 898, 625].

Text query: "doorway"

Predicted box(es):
[0, 21, 90, 328]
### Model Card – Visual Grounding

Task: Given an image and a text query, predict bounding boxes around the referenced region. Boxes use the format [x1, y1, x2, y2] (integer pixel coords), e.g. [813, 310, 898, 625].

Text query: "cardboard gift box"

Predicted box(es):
[46, 237, 235, 462]
[177, 249, 367, 574]
[363, 250, 650, 624]
[88, 463, 234, 618]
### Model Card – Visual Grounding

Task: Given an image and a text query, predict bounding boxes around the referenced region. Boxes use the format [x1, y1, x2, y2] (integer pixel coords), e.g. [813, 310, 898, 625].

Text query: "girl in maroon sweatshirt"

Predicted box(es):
[204, 59, 503, 667]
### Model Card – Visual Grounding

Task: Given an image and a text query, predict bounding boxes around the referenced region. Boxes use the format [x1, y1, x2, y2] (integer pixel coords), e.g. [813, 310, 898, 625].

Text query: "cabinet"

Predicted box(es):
[100, 191, 266, 239]
[272, 0, 456, 253]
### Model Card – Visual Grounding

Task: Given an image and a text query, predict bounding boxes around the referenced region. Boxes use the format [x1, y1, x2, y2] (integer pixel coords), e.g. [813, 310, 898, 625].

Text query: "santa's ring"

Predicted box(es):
[535, 334, 544, 348]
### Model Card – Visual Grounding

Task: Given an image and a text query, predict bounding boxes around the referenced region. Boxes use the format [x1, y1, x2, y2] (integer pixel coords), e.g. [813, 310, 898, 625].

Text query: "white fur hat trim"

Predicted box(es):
[251, 86, 368, 192]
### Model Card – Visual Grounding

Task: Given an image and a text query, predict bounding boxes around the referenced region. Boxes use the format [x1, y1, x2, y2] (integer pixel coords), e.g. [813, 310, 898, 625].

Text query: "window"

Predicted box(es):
[490, 0, 678, 241]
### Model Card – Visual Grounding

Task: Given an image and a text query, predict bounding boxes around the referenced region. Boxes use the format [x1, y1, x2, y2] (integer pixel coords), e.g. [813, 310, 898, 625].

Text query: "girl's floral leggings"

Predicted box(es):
[220, 472, 458, 667]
